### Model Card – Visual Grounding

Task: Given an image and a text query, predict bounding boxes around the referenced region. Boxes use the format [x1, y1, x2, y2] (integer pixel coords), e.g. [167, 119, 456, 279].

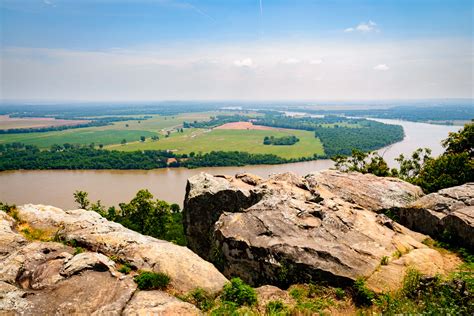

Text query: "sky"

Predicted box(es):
[0, 0, 473, 101]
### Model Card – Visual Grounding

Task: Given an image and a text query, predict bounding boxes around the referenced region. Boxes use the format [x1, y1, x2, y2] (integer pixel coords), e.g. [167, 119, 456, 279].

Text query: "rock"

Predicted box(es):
[396, 183, 474, 249]
[305, 170, 424, 213]
[0, 211, 26, 260]
[0, 281, 29, 314]
[60, 252, 116, 277]
[183, 172, 453, 291]
[16, 204, 227, 294]
[24, 271, 136, 315]
[122, 290, 201, 316]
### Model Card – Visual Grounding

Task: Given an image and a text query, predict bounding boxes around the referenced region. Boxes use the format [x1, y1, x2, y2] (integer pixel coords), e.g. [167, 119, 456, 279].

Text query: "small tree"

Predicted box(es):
[121, 139, 127, 145]
[140, 136, 146, 142]
[73, 190, 90, 210]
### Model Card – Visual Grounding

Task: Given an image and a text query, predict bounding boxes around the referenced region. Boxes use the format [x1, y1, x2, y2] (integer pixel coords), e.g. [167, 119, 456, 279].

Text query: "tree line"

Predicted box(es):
[263, 135, 299, 146]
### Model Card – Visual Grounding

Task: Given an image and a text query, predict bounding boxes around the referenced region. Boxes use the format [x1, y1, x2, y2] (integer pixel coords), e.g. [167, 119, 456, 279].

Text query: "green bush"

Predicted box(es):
[221, 278, 257, 307]
[118, 264, 132, 274]
[380, 256, 389, 265]
[182, 288, 215, 311]
[210, 301, 238, 315]
[134, 271, 171, 290]
[352, 278, 375, 306]
[334, 287, 345, 300]
[266, 300, 289, 315]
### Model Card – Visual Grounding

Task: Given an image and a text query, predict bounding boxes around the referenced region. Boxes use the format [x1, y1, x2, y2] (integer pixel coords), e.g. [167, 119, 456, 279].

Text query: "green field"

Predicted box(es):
[0, 112, 216, 148]
[109, 128, 325, 159]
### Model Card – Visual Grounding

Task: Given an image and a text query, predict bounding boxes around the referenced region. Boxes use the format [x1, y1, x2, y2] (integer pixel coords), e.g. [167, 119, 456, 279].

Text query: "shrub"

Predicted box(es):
[118, 264, 132, 275]
[381, 256, 389, 265]
[210, 301, 238, 315]
[266, 300, 289, 315]
[134, 271, 171, 290]
[352, 278, 375, 306]
[334, 287, 345, 300]
[182, 288, 215, 311]
[74, 247, 85, 255]
[221, 278, 257, 307]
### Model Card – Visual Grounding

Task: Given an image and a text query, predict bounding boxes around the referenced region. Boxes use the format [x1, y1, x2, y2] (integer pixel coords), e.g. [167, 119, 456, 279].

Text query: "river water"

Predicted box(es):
[0, 119, 462, 209]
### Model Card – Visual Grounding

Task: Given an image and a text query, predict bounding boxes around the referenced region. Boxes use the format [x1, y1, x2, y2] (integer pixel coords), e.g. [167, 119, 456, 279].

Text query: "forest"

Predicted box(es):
[253, 115, 404, 157]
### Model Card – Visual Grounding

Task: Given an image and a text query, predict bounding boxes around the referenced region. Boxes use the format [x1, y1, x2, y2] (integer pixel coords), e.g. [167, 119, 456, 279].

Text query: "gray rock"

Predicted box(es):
[60, 252, 116, 277]
[305, 170, 424, 212]
[183, 172, 447, 291]
[17, 204, 227, 294]
[122, 290, 202, 316]
[396, 183, 474, 249]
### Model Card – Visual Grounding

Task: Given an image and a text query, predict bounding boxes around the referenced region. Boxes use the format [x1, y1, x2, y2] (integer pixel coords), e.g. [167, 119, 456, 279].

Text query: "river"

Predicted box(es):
[0, 119, 462, 209]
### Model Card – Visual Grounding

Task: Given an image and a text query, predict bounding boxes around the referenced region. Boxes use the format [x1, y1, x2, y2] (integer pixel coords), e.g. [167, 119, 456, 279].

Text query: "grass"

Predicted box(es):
[0, 112, 216, 148]
[111, 128, 325, 159]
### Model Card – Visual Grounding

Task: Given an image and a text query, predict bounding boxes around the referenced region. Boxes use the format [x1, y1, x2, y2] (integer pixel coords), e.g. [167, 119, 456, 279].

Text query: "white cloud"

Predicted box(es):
[283, 58, 301, 64]
[345, 20, 378, 33]
[309, 59, 323, 65]
[233, 58, 254, 67]
[1, 39, 471, 101]
[373, 64, 390, 71]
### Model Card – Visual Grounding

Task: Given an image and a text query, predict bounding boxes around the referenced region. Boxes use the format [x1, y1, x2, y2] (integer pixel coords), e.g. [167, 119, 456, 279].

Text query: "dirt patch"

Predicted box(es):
[215, 121, 278, 130]
[0, 115, 90, 130]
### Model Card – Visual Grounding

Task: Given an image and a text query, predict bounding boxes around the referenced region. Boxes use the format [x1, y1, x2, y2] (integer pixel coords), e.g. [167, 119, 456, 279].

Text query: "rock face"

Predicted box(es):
[16, 204, 227, 294]
[306, 170, 424, 213]
[183, 171, 457, 292]
[0, 205, 226, 315]
[395, 183, 474, 249]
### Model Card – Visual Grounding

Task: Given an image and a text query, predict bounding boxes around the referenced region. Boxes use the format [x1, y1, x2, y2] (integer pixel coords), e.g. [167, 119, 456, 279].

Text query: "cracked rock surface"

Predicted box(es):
[395, 183, 474, 249]
[183, 171, 459, 292]
[0, 204, 224, 315]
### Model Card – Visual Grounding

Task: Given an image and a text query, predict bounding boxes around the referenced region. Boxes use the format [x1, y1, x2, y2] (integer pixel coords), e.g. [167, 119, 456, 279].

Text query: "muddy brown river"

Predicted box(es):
[0, 119, 462, 209]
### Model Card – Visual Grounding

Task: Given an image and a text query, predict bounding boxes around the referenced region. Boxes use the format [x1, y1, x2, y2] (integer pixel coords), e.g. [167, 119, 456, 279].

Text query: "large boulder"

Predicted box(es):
[395, 183, 474, 249]
[183, 172, 456, 292]
[16, 204, 228, 294]
[0, 207, 225, 315]
[305, 170, 424, 213]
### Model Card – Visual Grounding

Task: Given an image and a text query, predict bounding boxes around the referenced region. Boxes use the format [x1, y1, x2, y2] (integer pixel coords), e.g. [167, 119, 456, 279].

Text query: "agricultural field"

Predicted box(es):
[0, 112, 217, 148]
[110, 128, 325, 159]
[0, 115, 89, 130]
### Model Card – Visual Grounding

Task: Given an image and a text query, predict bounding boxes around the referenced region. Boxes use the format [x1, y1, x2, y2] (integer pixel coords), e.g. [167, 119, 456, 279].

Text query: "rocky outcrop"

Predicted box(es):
[16, 204, 227, 294]
[183, 171, 458, 292]
[306, 170, 424, 213]
[395, 183, 474, 249]
[0, 205, 225, 315]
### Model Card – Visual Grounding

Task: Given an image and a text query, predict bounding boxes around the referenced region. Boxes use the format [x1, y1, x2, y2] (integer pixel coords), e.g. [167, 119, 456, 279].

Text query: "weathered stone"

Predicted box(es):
[0, 211, 27, 260]
[23, 271, 136, 315]
[17, 204, 227, 294]
[396, 183, 474, 249]
[122, 290, 202, 316]
[60, 252, 116, 277]
[183, 172, 453, 292]
[0, 281, 29, 314]
[305, 170, 424, 212]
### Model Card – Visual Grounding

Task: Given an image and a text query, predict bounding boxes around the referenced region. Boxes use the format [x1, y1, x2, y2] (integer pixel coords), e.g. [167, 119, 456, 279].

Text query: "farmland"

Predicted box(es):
[109, 128, 325, 159]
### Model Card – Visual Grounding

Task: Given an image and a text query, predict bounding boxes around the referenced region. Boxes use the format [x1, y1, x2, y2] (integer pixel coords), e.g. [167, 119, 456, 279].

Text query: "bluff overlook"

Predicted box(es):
[1, 171, 472, 314]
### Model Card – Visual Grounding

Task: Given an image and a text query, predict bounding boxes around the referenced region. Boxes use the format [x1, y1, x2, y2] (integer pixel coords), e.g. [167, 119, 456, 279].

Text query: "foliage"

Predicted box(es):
[0, 202, 16, 213]
[333, 122, 473, 193]
[180, 288, 215, 311]
[221, 278, 257, 307]
[263, 135, 299, 146]
[332, 149, 392, 176]
[73, 190, 90, 209]
[210, 301, 239, 316]
[266, 300, 289, 315]
[183, 114, 251, 128]
[253, 114, 404, 157]
[380, 256, 389, 266]
[352, 279, 375, 307]
[134, 271, 171, 290]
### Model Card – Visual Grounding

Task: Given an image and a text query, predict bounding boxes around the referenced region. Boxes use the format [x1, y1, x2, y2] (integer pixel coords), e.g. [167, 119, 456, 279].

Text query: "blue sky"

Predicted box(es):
[1, 0, 473, 101]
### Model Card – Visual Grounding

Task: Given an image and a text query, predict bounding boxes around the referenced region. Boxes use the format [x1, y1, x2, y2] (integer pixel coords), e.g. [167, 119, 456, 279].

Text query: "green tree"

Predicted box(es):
[73, 190, 90, 209]
[121, 139, 127, 145]
[140, 136, 146, 142]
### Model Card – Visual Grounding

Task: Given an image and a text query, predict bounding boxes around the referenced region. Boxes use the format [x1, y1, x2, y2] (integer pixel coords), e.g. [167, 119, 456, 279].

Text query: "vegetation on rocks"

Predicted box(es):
[333, 122, 473, 193]
[134, 271, 171, 290]
[73, 189, 186, 246]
